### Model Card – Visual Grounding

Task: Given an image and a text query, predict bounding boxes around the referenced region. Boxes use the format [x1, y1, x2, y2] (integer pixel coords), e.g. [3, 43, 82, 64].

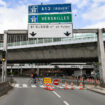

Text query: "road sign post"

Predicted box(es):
[2, 31, 7, 82]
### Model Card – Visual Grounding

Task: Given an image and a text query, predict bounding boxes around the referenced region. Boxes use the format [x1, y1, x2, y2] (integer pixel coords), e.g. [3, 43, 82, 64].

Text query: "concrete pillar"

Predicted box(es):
[2, 31, 7, 82]
[97, 29, 105, 86]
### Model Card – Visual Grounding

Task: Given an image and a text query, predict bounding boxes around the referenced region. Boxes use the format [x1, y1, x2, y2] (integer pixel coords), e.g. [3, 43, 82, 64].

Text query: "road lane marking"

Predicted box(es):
[63, 101, 69, 105]
[31, 85, 37, 88]
[23, 84, 28, 88]
[14, 84, 20, 88]
[53, 91, 61, 98]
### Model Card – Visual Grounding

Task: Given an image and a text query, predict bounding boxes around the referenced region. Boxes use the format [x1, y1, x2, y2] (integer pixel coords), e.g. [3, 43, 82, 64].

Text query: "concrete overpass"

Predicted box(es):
[0, 29, 103, 63]
[0, 42, 98, 63]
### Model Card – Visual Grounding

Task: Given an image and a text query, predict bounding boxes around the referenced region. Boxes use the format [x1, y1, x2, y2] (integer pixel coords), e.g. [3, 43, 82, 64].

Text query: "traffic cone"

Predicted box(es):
[44, 83, 48, 90]
[64, 81, 68, 90]
[70, 82, 74, 90]
[80, 82, 83, 90]
[49, 84, 54, 91]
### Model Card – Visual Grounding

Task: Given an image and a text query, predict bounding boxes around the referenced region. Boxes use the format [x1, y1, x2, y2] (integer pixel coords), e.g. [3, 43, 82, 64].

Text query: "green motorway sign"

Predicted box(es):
[28, 13, 72, 23]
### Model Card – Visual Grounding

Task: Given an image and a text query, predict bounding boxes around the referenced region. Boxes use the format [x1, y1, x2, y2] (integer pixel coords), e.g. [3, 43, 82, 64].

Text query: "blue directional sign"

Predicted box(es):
[28, 4, 72, 14]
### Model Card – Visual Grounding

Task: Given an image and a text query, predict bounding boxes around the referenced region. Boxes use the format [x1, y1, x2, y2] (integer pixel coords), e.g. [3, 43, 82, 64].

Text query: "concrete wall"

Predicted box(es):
[0, 82, 13, 97]
[0, 42, 98, 63]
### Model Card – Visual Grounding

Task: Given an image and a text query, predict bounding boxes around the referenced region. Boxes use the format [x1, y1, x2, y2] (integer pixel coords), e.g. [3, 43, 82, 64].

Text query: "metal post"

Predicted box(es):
[11, 65, 13, 75]
[94, 70, 97, 87]
[37, 64, 39, 79]
[20, 65, 23, 76]
[97, 29, 105, 87]
[2, 30, 8, 82]
[37, 65, 39, 77]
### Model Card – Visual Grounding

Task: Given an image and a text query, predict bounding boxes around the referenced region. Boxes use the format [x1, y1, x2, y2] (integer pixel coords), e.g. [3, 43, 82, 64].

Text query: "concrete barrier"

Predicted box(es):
[0, 82, 13, 97]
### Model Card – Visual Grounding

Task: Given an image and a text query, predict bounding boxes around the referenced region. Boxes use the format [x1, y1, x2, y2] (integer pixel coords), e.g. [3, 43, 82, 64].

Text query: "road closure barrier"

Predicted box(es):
[43, 78, 52, 84]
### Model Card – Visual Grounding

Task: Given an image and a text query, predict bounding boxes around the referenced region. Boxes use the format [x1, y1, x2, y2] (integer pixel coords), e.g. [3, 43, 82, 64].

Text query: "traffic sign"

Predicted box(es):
[28, 4, 72, 14]
[28, 13, 72, 23]
[28, 23, 73, 38]
[53, 79, 60, 85]
[43, 78, 52, 84]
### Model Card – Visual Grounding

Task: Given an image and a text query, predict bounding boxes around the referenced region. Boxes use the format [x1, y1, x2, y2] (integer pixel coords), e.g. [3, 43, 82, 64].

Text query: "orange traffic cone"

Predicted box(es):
[49, 84, 54, 91]
[80, 82, 83, 90]
[64, 81, 68, 90]
[70, 82, 74, 90]
[44, 83, 48, 90]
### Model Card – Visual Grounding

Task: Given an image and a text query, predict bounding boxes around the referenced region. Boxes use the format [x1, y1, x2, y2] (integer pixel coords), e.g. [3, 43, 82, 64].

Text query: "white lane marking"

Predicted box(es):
[23, 84, 28, 88]
[53, 91, 61, 98]
[31, 85, 37, 88]
[14, 84, 20, 88]
[63, 101, 70, 105]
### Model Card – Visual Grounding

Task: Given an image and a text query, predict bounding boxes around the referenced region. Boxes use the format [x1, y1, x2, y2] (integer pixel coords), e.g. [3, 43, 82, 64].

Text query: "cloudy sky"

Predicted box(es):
[0, 0, 105, 33]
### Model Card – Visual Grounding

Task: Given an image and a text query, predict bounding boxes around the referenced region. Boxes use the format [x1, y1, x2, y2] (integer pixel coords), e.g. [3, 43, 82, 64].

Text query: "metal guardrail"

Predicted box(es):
[0, 33, 104, 49]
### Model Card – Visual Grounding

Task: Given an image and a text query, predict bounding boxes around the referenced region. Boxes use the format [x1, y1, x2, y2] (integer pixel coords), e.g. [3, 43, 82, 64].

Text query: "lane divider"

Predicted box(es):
[63, 101, 70, 105]
[52, 91, 61, 98]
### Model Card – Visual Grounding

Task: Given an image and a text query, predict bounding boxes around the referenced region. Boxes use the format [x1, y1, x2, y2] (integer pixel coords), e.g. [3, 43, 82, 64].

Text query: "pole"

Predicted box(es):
[2, 30, 8, 82]
[97, 29, 105, 87]
[11, 65, 13, 75]
[94, 69, 97, 87]
[20, 66, 23, 76]
[37, 64, 39, 80]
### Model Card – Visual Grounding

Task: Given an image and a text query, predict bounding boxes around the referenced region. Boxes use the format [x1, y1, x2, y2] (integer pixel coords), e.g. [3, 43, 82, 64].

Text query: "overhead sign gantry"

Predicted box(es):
[28, 3, 73, 38]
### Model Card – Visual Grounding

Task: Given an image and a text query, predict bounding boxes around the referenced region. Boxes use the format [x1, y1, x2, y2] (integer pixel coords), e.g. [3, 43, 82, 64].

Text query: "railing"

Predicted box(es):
[0, 33, 105, 49]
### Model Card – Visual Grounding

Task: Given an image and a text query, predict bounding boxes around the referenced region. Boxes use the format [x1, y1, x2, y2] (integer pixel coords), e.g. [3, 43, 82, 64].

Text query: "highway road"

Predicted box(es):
[0, 77, 105, 105]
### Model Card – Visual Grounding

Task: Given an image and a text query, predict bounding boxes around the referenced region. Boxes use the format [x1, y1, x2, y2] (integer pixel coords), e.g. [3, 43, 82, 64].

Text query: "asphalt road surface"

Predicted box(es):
[0, 77, 105, 105]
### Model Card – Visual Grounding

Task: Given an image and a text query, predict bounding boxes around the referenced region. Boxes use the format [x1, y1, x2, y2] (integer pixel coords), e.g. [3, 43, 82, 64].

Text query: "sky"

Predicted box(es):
[0, 0, 105, 33]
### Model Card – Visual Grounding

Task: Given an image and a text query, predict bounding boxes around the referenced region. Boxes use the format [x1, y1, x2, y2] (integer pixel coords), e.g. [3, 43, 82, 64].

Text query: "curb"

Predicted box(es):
[87, 88, 105, 95]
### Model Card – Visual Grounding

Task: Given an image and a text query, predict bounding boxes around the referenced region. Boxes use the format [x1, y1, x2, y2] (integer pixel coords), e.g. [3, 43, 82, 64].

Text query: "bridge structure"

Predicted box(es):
[0, 29, 105, 86]
[0, 29, 104, 63]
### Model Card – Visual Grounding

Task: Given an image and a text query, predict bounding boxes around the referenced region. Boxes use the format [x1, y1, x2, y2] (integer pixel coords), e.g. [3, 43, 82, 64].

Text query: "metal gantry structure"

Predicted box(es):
[1, 29, 105, 87]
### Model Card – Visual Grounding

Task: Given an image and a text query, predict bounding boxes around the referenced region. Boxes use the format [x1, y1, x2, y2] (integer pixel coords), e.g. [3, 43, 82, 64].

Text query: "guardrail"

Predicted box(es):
[0, 33, 104, 49]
